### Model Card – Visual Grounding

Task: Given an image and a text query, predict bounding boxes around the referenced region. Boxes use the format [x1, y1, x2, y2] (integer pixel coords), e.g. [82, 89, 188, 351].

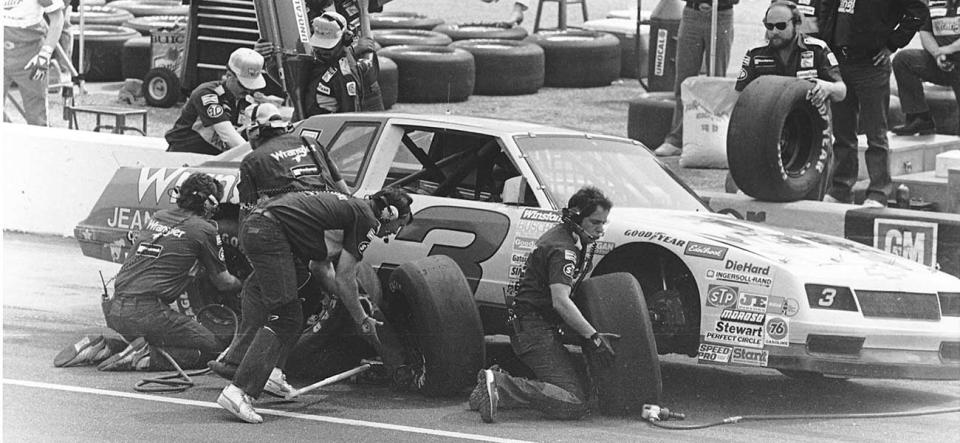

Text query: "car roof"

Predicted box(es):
[339, 112, 598, 137]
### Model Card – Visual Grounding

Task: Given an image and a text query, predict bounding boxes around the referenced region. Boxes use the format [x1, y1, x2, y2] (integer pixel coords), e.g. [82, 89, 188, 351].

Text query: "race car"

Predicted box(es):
[75, 113, 960, 394]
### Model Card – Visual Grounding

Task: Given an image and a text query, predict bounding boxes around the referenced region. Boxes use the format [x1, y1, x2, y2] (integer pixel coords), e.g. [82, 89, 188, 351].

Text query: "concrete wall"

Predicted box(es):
[1, 123, 207, 237]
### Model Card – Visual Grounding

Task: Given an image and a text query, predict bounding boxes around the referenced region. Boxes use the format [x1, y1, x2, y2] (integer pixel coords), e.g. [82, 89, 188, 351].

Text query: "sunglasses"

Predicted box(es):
[763, 21, 789, 30]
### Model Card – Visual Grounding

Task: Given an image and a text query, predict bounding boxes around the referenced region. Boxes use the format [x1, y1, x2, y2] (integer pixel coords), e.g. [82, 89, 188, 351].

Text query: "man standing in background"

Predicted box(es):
[3, 0, 65, 126]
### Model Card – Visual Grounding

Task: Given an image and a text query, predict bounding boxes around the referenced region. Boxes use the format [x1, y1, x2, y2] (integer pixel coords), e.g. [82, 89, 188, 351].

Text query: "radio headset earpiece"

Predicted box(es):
[562, 206, 597, 241]
[378, 195, 399, 222]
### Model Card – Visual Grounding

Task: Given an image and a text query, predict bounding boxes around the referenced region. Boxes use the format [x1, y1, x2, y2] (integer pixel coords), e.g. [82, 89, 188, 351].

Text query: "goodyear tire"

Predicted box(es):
[433, 23, 528, 41]
[108, 0, 188, 17]
[728, 76, 831, 202]
[122, 36, 151, 80]
[449, 39, 543, 95]
[370, 11, 444, 31]
[575, 273, 662, 416]
[123, 15, 187, 35]
[70, 5, 134, 26]
[627, 91, 675, 149]
[71, 25, 140, 82]
[384, 256, 484, 397]
[372, 29, 453, 48]
[525, 30, 620, 87]
[142, 67, 181, 108]
[379, 56, 399, 109]
[378, 45, 475, 103]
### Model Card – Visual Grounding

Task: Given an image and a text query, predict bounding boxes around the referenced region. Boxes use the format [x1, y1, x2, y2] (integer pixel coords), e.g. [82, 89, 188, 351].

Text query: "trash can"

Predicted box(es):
[646, 0, 683, 92]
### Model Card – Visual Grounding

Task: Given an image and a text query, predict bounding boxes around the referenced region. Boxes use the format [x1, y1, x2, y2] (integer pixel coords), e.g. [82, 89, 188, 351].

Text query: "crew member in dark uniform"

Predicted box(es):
[165, 48, 266, 155]
[217, 188, 413, 424]
[98, 173, 243, 371]
[470, 186, 618, 423]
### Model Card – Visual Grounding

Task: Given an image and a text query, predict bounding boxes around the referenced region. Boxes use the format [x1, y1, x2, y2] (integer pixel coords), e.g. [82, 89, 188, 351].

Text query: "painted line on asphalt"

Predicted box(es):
[4, 378, 531, 443]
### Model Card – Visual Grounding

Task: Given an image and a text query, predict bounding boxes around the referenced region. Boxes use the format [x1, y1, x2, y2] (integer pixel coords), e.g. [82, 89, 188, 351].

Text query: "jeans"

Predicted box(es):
[663, 7, 734, 147]
[892, 49, 960, 119]
[828, 58, 893, 203]
[3, 29, 49, 126]
[106, 295, 225, 370]
[493, 316, 588, 420]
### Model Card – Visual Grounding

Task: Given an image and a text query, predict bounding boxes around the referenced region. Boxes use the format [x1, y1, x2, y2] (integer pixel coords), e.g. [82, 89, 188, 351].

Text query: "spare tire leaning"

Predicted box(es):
[379, 56, 399, 109]
[69, 5, 134, 26]
[122, 36, 151, 80]
[433, 23, 528, 41]
[525, 30, 621, 87]
[384, 255, 485, 397]
[108, 0, 188, 17]
[372, 29, 453, 48]
[71, 25, 140, 82]
[727, 76, 831, 202]
[450, 39, 543, 95]
[378, 45, 475, 103]
[370, 11, 444, 31]
[575, 272, 662, 416]
[123, 15, 188, 35]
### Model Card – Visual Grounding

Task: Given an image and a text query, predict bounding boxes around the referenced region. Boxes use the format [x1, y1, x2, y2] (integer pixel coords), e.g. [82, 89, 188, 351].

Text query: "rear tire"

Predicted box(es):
[142, 67, 181, 108]
[384, 256, 485, 397]
[575, 272, 662, 416]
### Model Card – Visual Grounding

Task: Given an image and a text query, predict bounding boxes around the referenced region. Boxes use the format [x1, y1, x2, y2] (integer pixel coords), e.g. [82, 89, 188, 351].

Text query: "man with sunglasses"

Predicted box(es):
[166, 48, 267, 155]
[820, 0, 928, 207]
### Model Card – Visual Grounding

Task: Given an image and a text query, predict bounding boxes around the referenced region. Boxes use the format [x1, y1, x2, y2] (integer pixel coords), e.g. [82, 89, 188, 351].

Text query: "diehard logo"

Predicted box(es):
[725, 260, 770, 275]
[873, 219, 937, 267]
[706, 284, 738, 309]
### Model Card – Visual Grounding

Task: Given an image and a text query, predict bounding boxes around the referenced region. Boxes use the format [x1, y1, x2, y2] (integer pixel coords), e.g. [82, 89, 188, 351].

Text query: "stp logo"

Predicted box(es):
[707, 285, 738, 309]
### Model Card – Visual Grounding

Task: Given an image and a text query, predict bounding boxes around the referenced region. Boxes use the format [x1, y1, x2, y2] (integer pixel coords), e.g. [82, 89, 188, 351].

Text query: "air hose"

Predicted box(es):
[642, 403, 960, 430]
[134, 304, 239, 393]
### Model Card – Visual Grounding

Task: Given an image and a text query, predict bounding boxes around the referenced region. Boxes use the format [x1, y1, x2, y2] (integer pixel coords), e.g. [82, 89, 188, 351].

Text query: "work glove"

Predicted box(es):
[358, 315, 384, 351]
[585, 332, 620, 368]
[25, 46, 53, 81]
[253, 39, 275, 57]
[354, 36, 377, 56]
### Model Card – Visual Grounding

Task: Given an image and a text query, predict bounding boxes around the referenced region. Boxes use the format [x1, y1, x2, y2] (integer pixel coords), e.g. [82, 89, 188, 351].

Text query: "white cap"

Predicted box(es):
[227, 48, 267, 90]
[309, 11, 347, 50]
[244, 102, 287, 129]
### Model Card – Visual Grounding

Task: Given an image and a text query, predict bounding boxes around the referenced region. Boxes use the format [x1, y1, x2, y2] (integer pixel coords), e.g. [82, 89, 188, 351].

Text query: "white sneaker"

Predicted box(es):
[263, 367, 294, 398]
[217, 384, 263, 424]
[862, 198, 885, 208]
[654, 142, 682, 157]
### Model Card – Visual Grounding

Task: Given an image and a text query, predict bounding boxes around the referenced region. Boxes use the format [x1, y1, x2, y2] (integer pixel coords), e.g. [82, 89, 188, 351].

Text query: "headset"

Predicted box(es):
[377, 195, 400, 222]
[561, 206, 598, 241]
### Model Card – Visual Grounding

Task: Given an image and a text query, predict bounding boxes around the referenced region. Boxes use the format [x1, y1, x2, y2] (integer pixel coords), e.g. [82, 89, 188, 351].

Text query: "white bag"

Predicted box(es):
[678, 76, 739, 169]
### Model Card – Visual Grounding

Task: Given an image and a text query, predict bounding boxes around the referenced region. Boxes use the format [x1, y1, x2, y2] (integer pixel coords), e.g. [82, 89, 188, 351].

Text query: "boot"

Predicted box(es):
[892, 114, 935, 135]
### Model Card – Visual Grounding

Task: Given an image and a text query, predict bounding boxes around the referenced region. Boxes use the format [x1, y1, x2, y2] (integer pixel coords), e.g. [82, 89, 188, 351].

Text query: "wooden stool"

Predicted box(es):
[534, 0, 589, 32]
[65, 104, 148, 136]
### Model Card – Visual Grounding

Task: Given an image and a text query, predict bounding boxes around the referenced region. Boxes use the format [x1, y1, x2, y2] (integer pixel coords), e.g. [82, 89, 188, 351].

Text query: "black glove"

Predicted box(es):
[586, 332, 620, 368]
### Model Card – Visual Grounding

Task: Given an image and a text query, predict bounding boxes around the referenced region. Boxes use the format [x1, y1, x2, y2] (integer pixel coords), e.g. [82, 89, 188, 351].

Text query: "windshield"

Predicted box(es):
[516, 135, 708, 211]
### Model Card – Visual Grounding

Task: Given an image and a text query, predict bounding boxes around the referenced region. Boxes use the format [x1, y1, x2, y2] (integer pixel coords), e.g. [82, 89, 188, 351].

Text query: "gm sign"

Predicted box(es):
[873, 219, 937, 267]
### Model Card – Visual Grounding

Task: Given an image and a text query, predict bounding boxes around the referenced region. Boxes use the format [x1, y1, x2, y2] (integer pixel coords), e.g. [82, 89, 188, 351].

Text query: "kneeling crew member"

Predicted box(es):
[165, 48, 266, 155]
[217, 187, 413, 424]
[100, 173, 243, 371]
[471, 186, 617, 423]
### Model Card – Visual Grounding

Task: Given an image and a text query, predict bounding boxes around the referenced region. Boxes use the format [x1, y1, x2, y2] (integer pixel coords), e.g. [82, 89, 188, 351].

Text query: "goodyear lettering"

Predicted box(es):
[706, 284, 738, 309]
[513, 237, 537, 251]
[719, 309, 765, 325]
[270, 146, 310, 163]
[874, 219, 937, 267]
[725, 260, 770, 275]
[623, 230, 686, 247]
[715, 321, 763, 337]
[106, 208, 153, 230]
[684, 241, 728, 260]
[731, 347, 768, 366]
[520, 208, 561, 222]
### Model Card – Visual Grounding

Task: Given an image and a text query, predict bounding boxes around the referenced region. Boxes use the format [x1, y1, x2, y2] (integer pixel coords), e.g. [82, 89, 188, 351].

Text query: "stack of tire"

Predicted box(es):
[439, 23, 544, 96]
[525, 29, 621, 88]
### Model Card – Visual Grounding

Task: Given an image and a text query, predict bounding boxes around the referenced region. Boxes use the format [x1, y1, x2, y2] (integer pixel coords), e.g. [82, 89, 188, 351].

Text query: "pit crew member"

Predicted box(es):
[471, 186, 618, 423]
[98, 173, 243, 371]
[217, 188, 413, 424]
[3, 0, 65, 126]
[165, 48, 266, 155]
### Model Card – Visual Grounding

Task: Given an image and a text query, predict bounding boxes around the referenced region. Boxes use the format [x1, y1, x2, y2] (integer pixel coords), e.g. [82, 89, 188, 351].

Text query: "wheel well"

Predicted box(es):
[591, 243, 701, 356]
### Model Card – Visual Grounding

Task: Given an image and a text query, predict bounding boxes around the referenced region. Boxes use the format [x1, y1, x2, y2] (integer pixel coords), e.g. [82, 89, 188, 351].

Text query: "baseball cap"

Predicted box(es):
[309, 11, 347, 50]
[245, 102, 287, 128]
[227, 48, 266, 90]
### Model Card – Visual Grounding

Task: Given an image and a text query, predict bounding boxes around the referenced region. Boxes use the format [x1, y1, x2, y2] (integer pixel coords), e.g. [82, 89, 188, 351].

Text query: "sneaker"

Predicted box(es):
[217, 384, 263, 424]
[97, 337, 149, 371]
[653, 142, 682, 157]
[474, 369, 499, 423]
[862, 198, 885, 208]
[469, 365, 507, 410]
[892, 118, 935, 136]
[208, 360, 238, 381]
[54, 335, 106, 367]
[263, 367, 294, 398]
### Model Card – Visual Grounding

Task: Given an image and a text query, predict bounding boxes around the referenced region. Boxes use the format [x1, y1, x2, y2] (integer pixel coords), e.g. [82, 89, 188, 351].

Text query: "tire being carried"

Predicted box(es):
[727, 76, 832, 202]
[575, 272, 662, 416]
[378, 45, 475, 103]
[450, 39, 544, 95]
[384, 255, 484, 397]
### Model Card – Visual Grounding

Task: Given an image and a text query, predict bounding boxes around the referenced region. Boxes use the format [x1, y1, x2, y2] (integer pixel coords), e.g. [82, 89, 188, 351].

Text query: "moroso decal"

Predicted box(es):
[684, 241, 728, 260]
[698, 343, 732, 363]
[706, 284, 739, 309]
[873, 219, 938, 268]
[719, 309, 765, 325]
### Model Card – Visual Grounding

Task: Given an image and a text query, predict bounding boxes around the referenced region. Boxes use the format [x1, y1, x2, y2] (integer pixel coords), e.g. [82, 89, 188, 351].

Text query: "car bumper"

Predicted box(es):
[769, 341, 960, 380]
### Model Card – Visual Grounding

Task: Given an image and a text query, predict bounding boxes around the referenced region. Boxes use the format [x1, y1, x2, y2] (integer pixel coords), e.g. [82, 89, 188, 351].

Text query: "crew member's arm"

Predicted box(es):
[210, 270, 243, 292]
[813, 45, 846, 105]
[358, 0, 372, 38]
[550, 283, 597, 339]
[333, 251, 367, 323]
[25, 5, 65, 80]
[210, 121, 247, 151]
[197, 226, 243, 292]
[42, 6, 65, 53]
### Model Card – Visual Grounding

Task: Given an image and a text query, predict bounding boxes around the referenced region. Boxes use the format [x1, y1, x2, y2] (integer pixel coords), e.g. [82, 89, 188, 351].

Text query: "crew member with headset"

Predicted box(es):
[165, 48, 266, 155]
[96, 173, 243, 371]
[217, 187, 414, 424]
[471, 186, 618, 423]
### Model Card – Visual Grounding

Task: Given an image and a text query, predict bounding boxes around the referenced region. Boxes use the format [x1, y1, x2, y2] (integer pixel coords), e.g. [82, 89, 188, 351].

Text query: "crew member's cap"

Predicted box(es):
[309, 11, 347, 50]
[227, 48, 267, 90]
[245, 102, 287, 129]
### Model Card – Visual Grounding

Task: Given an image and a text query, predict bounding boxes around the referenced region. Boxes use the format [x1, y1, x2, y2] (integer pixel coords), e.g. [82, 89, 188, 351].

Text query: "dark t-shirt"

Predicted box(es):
[114, 208, 228, 304]
[736, 34, 843, 91]
[513, 224, 583, 325]
[165, 81, 242, 155]
[925, 0, 960, 63]
[238, 133, 336, 205]
[265, 191, 379, 261]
